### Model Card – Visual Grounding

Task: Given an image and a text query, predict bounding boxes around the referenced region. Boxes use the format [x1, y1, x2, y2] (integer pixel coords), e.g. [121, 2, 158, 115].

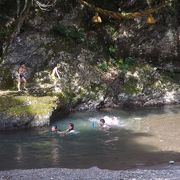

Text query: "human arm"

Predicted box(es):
[56, 131, 65, 136]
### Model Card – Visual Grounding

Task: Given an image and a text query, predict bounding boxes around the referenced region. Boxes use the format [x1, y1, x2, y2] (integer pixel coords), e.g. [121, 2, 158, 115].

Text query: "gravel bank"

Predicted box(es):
[1, 166, 180, 180]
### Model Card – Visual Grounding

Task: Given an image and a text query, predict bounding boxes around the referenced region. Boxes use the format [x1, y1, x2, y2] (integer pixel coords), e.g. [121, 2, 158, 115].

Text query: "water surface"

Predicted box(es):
[0, 106, 180, 170]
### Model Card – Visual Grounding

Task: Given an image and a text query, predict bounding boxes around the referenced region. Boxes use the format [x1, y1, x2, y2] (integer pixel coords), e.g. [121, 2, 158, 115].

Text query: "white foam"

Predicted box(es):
[68, 130, 79, 134]
[89, 118, 99, 122]
[89, 116, 126, 127]
[133, 117, 142, 120]
[103, 116, 119, 126]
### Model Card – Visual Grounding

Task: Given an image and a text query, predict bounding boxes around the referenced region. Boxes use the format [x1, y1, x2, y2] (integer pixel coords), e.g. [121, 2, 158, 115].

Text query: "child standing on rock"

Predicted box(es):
[51, 64, 61, 89]
[17, 63, 27, 92]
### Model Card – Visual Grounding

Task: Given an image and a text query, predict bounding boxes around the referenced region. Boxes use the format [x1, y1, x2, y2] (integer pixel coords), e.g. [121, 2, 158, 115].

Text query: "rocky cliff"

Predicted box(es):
[0, 0, 180, 129]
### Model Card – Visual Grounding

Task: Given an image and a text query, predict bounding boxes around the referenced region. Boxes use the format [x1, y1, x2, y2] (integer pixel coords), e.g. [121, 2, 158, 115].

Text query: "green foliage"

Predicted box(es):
[105, 25, 116, 35]
[56, 88, 77, 105]
[97, 61, 109, 72]
[97, 57, 136, 72]
[111, 57, 136, 71]
[111, 58, 123, 68]
[108, 45, 117, 56]
[52, 24, 85, 43]
[108, 46, 118, 54]
[123, 77, 140, 94]
[68, 27, 85, 43]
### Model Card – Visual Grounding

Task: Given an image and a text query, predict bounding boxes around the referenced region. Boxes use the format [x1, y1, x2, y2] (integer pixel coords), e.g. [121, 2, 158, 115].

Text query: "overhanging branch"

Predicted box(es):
[33, 0, 57, 11]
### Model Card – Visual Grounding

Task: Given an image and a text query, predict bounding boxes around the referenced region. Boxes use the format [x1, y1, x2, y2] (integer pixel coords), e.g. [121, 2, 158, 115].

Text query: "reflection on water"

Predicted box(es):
[0, 105, 180, 170]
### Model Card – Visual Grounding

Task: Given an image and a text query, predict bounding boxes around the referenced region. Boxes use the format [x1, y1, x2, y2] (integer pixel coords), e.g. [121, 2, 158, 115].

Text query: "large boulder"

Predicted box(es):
[0, 93, 57, 130]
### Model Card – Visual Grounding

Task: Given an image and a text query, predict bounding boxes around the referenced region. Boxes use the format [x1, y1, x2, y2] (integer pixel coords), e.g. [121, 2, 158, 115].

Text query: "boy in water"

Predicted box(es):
[17, 64, 27, 92]
[99, 119, 110, 130]
[51, 64, 61, 88]
[51, 125, 60, 133]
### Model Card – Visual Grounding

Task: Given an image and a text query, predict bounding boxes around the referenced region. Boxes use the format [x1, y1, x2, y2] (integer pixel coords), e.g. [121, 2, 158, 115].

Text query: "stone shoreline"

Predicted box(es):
[1, 166, 180, 180]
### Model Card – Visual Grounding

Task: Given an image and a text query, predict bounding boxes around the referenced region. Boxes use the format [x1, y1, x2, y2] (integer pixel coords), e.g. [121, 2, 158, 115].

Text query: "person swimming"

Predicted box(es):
[99, 119, 110, 130]
[51, 123, 75, 136]
[64, 123, 75, 133]
[51, 125, 61, 134]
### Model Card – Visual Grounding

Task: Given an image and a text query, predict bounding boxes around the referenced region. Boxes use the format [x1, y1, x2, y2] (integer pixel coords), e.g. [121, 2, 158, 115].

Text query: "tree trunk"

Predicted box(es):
[175, 0, 180, 59]
[3, 0, 32, 55]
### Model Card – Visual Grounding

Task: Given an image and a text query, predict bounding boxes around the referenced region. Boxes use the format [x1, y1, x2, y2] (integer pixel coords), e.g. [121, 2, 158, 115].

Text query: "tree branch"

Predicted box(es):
[16, 0, 20, 18]
[33, 0, 57, 11]
[4, 0, 32, 55]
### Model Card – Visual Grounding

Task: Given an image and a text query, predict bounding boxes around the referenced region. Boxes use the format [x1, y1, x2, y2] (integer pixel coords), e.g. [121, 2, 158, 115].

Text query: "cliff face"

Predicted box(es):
[0, 1, 180, 119]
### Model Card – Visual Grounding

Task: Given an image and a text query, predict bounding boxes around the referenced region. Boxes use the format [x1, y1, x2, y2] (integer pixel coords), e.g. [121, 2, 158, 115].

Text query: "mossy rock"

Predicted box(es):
[0, 94, 57, 116]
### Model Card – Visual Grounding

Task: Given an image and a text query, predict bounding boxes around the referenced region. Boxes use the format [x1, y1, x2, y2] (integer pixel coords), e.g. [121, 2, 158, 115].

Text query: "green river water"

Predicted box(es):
[0, 106, 180, 170]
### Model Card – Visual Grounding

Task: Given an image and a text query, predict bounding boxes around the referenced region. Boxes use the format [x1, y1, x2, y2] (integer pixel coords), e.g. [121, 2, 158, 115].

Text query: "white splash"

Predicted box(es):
[133, 117, 142, 120]
[89, 116, 126, 127]
[164, 91, 175, 103]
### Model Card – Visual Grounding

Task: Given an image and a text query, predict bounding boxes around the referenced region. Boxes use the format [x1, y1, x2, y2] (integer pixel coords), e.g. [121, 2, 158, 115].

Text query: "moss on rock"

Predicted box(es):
[0, 94, 57, 116]
[123, 77, 140, 95]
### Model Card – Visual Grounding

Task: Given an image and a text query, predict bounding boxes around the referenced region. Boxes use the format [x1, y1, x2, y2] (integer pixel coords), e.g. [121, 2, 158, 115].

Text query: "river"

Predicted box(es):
[0, 105, 180, 170]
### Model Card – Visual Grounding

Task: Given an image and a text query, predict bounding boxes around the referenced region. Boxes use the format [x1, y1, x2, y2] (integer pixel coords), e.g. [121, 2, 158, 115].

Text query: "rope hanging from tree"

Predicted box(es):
[79, 0, 166, 22]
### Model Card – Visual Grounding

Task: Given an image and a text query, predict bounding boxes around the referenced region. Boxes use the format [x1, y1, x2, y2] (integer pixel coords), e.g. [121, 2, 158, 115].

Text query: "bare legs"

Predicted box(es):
[54, 79, 58, 88]
[17, 78, 27, 91]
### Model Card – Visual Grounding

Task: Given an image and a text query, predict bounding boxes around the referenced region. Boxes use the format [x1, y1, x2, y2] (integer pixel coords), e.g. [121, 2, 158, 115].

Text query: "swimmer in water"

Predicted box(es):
[99, 119, 110, 130]
[51, 125, 61, 134]
[51, 123, 75, 136]
[62, 123, 75, 134]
